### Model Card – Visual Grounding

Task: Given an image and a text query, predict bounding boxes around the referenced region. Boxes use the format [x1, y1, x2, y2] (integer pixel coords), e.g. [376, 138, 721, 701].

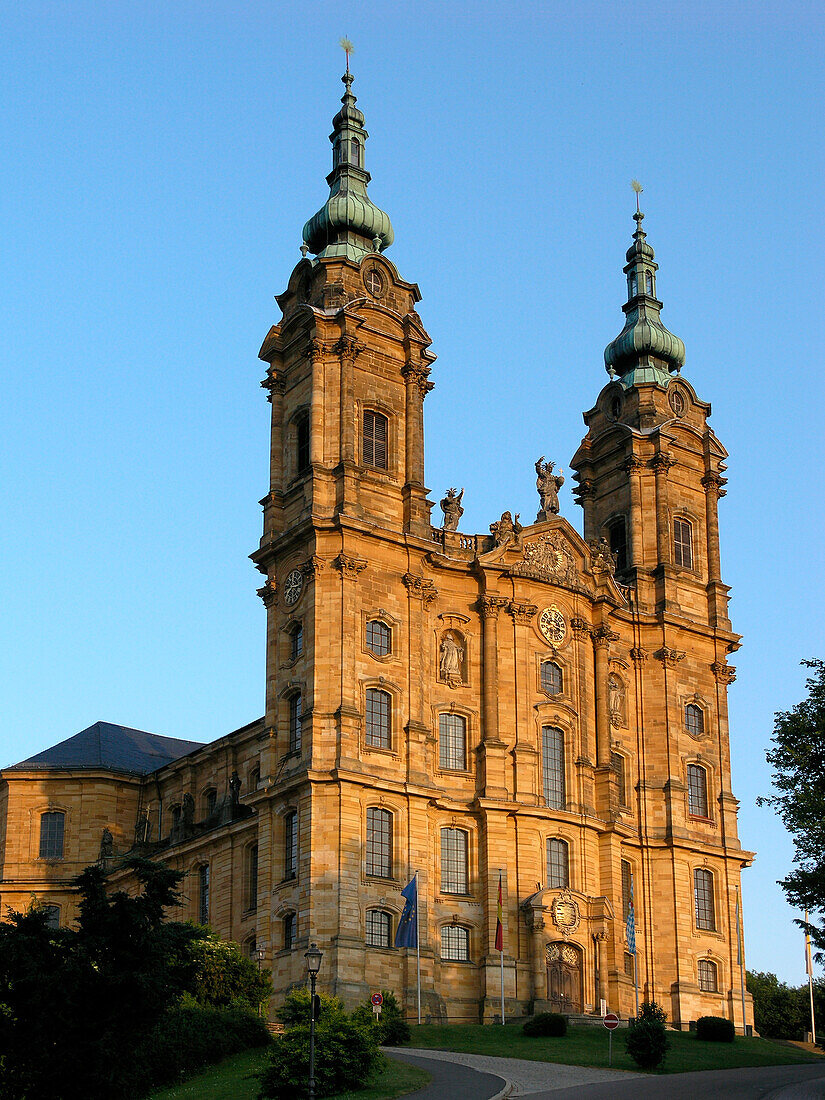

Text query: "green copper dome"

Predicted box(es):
[302, 72, 394, 263]
[604, 211, 685, 386]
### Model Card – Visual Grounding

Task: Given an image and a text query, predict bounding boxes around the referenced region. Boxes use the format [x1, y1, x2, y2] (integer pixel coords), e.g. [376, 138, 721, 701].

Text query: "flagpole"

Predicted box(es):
[806, 909, 816, 1045]
[629, 872, 639, 1017]
[736, 886, 746, 1035]
[415, 872, 421, 1025]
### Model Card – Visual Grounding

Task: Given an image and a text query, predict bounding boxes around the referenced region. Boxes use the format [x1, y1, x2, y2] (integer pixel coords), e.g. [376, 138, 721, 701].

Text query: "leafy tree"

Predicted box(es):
[747, 971, 807, 1039]
[759, 659, 825, 953]
[352, 989, 411, 1044]
[625, 1001, 669, 1070]
[186, 928, 272, 1010]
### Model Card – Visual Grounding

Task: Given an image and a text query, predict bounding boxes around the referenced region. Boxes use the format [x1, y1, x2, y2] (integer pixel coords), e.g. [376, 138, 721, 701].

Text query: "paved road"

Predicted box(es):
[388, 1048, 825, 1099]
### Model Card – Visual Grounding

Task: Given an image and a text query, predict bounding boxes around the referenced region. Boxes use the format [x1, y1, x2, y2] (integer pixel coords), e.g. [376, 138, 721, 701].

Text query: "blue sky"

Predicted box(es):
[1, 2, 823, 987]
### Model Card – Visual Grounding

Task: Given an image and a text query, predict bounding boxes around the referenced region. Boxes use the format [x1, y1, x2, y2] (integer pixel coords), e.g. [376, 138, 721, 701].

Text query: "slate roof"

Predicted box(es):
[7, 721, 205, 776]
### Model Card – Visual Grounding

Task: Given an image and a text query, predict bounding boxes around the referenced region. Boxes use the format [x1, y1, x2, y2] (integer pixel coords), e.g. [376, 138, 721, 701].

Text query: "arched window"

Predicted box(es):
[607, 516, 628, 573]
[246, 843, 258, 911]
[688, 763, 709, 817]
[685, 703, 705, 739]
[440, 827, 468, 894]
[296, 412, 310, 474]
[203, 788, 217, 817]
[366, 619, 391, 656]
[366, 807, 393, 878]
[674, 517, 694, 568]
[365, 909, 392, 948]
[611, 752, 628, 806]
[289, 622, 303, 662]
[624, 952, 635, 977]
[283, 912, 296, 950]
[365, 688, 391, 749]
[250, 765, 261, 789]
[39, 811, 65, 859]
[284, 810, 298, 880]
[171, 804, 181, 832]
[694, 868, 716, 930]
[546, 838, 569, 889]
[541, 726, 565, 810]
[629, 275, 638, 298]
[540, 660, 563, 695]
[288, 693, 302, 754]
[363, 410, 388, 469]
[698, 958, 718, 992]
[441, 924, 470, 961]
[350, 137, 361, 166]
[645, 271, 654, 296]
[42, 905, 60, 929]
[439, 713, 467, 770]
[621, 859, 633, 921]
[198, 863, 210, 925]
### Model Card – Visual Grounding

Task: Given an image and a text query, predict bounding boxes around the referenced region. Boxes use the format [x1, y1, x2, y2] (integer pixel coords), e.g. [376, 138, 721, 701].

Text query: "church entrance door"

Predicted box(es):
[546, 942, 583, 1013]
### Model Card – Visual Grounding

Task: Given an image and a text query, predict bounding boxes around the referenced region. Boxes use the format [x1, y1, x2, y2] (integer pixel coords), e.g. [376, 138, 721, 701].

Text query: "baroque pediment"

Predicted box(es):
[509, 528, 581, 589]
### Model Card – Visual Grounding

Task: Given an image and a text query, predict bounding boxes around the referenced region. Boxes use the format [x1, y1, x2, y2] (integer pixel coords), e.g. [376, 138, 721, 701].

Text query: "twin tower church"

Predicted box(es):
[0, 69, 754, 1029]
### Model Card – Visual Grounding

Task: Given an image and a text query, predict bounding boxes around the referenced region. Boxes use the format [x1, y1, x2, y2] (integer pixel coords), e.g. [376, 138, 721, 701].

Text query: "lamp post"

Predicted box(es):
[304, 941, 323, 1100]
[255, 947, 266, 1017]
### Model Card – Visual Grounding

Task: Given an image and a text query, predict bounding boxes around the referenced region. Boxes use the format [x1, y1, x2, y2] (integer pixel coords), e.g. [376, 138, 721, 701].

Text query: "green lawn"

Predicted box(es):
[151, 1049, 430, 1100]
[406, 1022, 825, 1075]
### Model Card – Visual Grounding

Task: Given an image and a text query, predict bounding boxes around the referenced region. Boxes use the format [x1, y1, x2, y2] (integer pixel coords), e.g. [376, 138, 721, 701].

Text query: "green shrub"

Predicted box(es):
[696, 1015, 735, 1042]
[522, 1012, 567, 1037]
[258, 1014, 382, 1098]
[625, 1001, 669, 1070]
[352, 990, 411, 1045]
[276, 987, 347, 1028]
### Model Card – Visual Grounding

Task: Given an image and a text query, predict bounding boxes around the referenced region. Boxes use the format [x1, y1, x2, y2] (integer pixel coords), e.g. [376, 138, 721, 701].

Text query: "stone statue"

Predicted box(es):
[589, 536, 616, 575]
[182, 792, 195, 830]
[439, 632, 464, 687]
[440, 487, 464, 531]
[535, 457, 565, 521]
[134, 812, 151, 845]
[608, 673, 625, 726]
[490, 510, 522, 548]
[229, 770, 242, 808]
[99, 827, 114, 861]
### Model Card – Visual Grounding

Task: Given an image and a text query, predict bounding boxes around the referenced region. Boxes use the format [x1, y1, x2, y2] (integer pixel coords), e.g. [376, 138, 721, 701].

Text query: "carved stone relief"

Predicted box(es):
[513, 532, 578, 586]
[439, 631, 465, 687]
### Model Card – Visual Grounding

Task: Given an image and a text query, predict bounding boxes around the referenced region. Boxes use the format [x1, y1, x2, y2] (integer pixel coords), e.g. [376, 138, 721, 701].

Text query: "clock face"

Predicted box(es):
[283, 568, 304, 607]
[539, 606, 566, 645]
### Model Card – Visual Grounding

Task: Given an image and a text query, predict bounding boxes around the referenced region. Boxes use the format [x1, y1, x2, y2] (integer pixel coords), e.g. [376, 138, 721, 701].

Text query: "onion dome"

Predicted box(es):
[604, 211, 685, 387]
[302, 72, 394, 262]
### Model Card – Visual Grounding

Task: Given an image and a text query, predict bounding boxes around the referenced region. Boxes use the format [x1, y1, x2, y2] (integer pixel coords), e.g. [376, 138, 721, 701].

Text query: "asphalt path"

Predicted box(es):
[388, 1052, 506, 1100]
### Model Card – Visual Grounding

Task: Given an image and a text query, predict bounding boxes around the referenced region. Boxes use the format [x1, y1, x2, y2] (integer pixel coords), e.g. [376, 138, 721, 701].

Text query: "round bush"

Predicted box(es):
[352, 990, 411, 1046]
[625, 1018, 669, 1070]
[522, 1012, 567, 1037]
[696, 1015, 735, 1042]
[258, 1015, 382, 1099]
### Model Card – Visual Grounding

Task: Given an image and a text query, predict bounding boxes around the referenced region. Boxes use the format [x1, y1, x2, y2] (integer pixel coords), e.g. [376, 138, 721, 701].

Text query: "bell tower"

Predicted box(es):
[571, 207, 731, 630]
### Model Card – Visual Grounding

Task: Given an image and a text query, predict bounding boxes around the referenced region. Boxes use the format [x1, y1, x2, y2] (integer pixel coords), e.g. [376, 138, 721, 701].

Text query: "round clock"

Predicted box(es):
[539, 606, 566, 645]
[283, 568, 304, 607]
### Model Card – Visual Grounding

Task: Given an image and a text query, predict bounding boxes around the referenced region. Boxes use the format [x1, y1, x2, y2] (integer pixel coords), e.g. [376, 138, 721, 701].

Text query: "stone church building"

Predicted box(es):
[0, 70, 754, 1030]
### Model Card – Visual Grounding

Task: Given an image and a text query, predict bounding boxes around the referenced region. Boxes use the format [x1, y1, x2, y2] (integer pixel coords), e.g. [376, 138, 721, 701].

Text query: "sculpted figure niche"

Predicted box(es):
[440, 487, 464, 531]
[535, 457, 565, 522]
[608, 673, 626, 727]
[439, 631, 465, 687]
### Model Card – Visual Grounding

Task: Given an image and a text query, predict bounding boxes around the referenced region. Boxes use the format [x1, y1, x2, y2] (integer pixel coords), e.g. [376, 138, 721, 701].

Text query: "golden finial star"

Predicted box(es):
[631, 179, 643, 212]
[340, 37, 354, 73]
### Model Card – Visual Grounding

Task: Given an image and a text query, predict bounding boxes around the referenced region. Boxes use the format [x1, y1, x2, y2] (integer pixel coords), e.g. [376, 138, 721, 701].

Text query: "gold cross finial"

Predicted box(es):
[340, 37, 354, 73]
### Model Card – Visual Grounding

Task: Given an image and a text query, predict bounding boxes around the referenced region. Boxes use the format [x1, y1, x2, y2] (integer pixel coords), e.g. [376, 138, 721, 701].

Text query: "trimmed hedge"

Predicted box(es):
[696, 1015, 736, 1042]
[522, 1012, 567, 1037]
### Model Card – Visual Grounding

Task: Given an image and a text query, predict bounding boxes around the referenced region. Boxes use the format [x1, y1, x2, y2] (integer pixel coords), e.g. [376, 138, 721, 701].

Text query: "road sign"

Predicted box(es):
[371, 992, 384, 1007]
[603, 1012, 619, 1030]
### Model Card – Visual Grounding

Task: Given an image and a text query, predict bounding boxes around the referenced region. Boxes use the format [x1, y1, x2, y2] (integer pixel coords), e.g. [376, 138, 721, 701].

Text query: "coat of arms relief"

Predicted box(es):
[511, 532, 578, 588]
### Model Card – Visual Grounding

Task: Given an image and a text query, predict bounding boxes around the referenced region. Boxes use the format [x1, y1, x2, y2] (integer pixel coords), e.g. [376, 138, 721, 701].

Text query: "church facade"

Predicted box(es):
[0, 71, 754, 1030]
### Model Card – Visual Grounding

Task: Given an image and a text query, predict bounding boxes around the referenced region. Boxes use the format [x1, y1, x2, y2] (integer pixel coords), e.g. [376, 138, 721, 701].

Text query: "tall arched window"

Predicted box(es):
[607, 516, 628, 573]
[674, 517, 694, 568]
[687, 763, 709, 817]
[363, 410, 388, 469]
[288, 693, 302, 754]
[350, 137, 361, 166]
[203, 788, 217, 817]
[645, 271, 654, 295]
[366, 619, 391, 656]
[246, 843, 259, 911]
[365, 909, 392, 948]
[698, 958, 718, 992]
[284, 810, 298, 880]
[440, 924, 470, 961]
[685, 703, 705, 739]
[198, 863, 210, 925]
[611, 752, 628, 806]
[366, 807, 393, 878]
[540, 660, 563, 695]
[439, 713, 467, 770]
[621, 859, 633, 920]
[546, 838, 569, 889]
[541, 726, 565, 810]
[42, 905, 61, 929]
[283, 912, 296, 950]
[295, 411, 310, 474]
[365, 688, 391, 749]
[694, 868, 716, 930]
[39, 811, 65, 859]
[440, 827, 468, 894]
[289, 622, 303, 662]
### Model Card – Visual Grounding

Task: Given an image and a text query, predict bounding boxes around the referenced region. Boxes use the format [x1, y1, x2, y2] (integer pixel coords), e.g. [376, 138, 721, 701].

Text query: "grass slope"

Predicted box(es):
[151, 1049, 430, 1100]
[407, 1022, 825, 1075]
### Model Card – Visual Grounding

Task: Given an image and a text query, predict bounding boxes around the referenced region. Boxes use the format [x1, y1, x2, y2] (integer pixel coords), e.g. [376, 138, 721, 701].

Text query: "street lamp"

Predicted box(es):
[304, 941, 323, 1100]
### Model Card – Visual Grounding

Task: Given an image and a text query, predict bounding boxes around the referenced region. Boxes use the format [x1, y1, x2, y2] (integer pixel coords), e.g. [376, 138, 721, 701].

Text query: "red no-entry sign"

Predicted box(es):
[603, 1012, 619, 1030]
[371, 992, 384, 1007]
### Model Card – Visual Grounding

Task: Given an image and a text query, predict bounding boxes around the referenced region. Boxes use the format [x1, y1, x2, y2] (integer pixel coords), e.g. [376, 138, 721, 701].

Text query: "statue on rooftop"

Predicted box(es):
[440, 487, 464, 531]
[535, 457, 565, 522]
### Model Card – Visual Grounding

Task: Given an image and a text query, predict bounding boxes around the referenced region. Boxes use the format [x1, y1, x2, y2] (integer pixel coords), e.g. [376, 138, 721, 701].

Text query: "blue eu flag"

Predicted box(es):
[394, 875, 418, 949]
